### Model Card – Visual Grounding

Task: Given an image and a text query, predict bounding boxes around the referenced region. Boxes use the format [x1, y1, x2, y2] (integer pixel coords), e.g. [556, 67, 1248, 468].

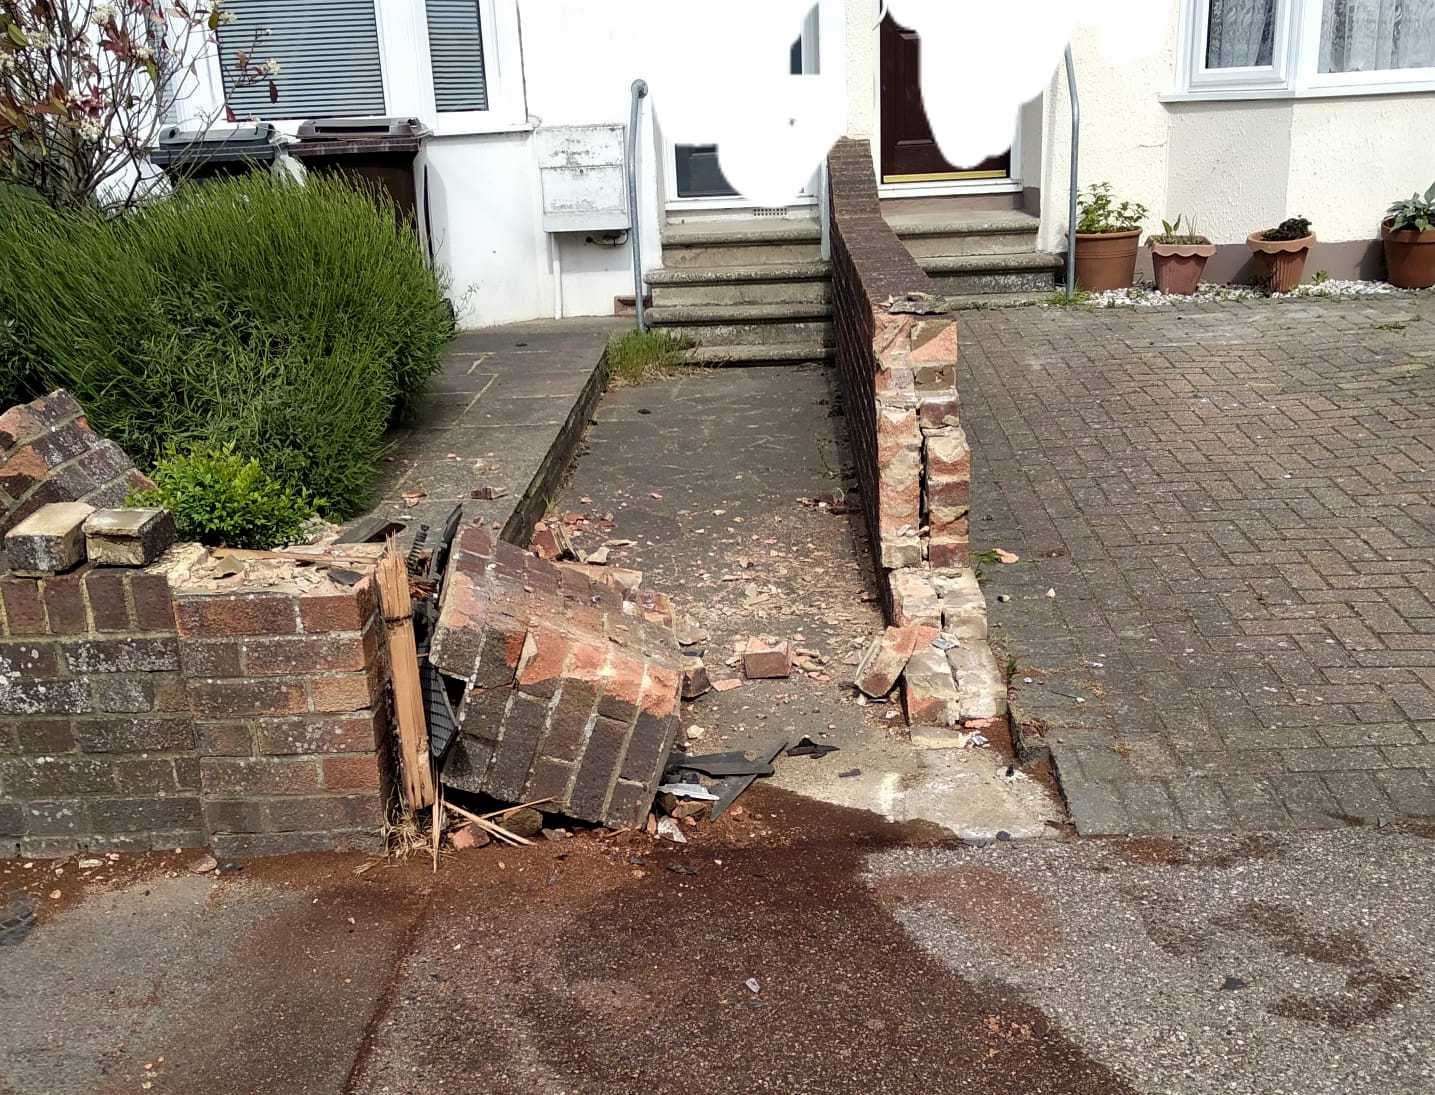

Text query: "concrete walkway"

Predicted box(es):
[348, 318, 621, 546]
[963, 295, 1435, 834]
[552, 363, 1060, 840]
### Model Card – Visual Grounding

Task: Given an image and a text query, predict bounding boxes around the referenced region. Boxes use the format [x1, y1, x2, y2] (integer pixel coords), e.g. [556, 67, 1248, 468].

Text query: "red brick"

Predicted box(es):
[569, 714, 630, 821]
[486, 692, 550, 800]
[174, 594, 297, 638]
[244, 634, 369, 677]
[320, 754, 382, 792]
[187, 679, 308, 718]
[0, 639, 61, 677]
[180, 638, 244, 678]
[308, 672, 379, 714]
[515, 626, 571, 699]
[854, 625, 928, 697]
[596, 649, 645, 722]
[542, 677, 598, 763]
[523, 756, 575, 804]
[201, 757, 321, 796]
[41, 572, 89, 634]
[84, 569, 130, 632]
[15, 718, 75, 754]
[1, 578, 46, 636]
[928, 538, 970, 569]
[196, 721, 255, 756]
[742, 637, 792, 680]
[253, 712, 382, 756]
[298, 580, 376, 633]
[129, 572, 175, 632]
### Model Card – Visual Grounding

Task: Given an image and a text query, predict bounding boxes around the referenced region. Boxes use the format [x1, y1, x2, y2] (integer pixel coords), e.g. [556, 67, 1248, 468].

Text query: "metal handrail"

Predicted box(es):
[626, 78, 650, 332]
[1064, 45, 1080, 297]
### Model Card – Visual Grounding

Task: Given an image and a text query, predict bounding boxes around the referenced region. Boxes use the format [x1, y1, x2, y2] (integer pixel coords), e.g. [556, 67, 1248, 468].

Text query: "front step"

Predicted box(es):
[661, 218, 822, 268]
[646, 262, 832, 307]
[888, 209, 1040, 259]
[646, 302, 832, 348]
[678, 342, 834, 367]
[920, 252, 1063, 294]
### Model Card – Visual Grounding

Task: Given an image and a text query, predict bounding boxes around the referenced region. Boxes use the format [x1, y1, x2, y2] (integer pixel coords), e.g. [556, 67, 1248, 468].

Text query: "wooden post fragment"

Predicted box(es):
[378, 538, 436, 809]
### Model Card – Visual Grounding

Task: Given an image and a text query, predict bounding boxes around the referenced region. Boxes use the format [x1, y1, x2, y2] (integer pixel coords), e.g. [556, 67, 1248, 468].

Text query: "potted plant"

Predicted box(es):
[1382, 182, 1435, 290]
[1075, 183, 1149, 291]
[1247, 216, 1315, 293]
[1147, 217, 1216, 295]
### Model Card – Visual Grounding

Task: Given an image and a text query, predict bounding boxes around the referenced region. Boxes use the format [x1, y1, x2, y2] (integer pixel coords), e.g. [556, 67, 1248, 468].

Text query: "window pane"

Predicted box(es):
[1205, 0, 1277, 68]
[1320, 0, 1435, 73]
[218, 0, 385, 121]
[426, 0, 490, 112]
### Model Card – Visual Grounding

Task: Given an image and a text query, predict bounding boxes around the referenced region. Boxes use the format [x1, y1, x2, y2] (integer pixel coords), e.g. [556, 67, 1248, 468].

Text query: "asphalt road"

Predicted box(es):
[2, 792, 1431, 1095]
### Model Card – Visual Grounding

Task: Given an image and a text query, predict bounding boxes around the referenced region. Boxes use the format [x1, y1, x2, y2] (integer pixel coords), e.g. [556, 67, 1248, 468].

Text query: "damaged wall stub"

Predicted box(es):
[0, 390, 152, 538]
[430, 523, 683, 829]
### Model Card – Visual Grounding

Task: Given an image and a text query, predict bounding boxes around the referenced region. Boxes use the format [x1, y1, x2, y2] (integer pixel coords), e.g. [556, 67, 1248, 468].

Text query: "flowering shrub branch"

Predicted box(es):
[0, 0, 273, 210]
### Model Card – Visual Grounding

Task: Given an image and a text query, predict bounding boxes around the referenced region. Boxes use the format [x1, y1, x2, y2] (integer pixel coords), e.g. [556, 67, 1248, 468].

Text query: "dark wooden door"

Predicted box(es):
[879, 13, 1011, 184]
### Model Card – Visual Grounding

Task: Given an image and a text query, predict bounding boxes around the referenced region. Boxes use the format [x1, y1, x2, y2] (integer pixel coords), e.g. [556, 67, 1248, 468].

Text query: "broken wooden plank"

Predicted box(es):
[378, 538, 436, 809]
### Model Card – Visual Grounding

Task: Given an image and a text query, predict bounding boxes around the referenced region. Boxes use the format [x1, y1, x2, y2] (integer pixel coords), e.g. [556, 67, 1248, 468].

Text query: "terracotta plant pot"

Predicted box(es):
[1382, 219, 1435, 289]
[1247, 231, 1315, 293]
[1149, 240, 1216, 296]
[1075, 229, 1141, 291]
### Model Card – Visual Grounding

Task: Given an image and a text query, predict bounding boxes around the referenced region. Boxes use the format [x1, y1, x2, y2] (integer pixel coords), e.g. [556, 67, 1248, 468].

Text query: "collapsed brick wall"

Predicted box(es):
[0, 391, 151, 537]
[430, 524, 682, 829]
[0, 543, 393, 859]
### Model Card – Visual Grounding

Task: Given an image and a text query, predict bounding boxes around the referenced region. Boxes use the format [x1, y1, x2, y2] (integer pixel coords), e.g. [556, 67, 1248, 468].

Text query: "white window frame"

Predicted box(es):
[1168, 0, 1435, 101]
[189, 0, 529, 136]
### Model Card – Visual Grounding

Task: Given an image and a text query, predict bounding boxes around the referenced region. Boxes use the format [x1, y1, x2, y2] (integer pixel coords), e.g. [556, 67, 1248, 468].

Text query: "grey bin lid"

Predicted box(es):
[293, 116, 431, 153]
[151, 123, 282, 166]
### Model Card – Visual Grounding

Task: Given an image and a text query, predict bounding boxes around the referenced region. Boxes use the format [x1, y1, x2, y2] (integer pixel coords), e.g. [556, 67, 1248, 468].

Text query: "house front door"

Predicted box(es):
[879, 12, 1010, 184]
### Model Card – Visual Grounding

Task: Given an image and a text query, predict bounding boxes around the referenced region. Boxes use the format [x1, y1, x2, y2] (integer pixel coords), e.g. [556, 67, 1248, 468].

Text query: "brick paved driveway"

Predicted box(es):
[962, 295, 1435, 834]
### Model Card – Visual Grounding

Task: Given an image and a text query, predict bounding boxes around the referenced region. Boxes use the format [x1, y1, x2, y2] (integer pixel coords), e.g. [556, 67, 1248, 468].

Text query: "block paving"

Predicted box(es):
[963, 295, 1435, 833]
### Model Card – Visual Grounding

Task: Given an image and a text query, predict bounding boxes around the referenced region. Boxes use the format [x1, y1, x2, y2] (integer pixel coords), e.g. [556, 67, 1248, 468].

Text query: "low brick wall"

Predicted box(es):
[1, 543, 393, 858]
[827, 139, 1004, 731]
[828, 138, 969, 597]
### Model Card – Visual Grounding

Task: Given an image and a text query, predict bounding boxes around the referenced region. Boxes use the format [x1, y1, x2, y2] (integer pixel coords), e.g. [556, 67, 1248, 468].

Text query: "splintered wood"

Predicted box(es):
[378, 539, 435, 809]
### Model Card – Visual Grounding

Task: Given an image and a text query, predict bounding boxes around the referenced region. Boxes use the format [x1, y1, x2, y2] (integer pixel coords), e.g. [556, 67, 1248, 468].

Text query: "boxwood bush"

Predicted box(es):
[0, 174, 452, 517]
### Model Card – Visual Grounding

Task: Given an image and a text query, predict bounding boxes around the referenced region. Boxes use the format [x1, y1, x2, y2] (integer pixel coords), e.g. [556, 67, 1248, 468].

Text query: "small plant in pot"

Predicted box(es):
[1382, 182, 1435, 290]
[1074, 183, 1149, 292]
[1147, 217, 1215, 296]
[1248, 216, 1315, 293]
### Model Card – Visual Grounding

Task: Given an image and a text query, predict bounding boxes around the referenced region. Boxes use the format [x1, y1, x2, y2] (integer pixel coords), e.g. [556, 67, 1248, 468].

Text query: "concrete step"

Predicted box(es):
[920, 251, 1062, 295]
[679, 342, 835, 367]
[647, 301, 833, 348]
[888, 209, 1041, 259]
[661, 217, 822, 268]
[942, 290, 1053, 310]
[647, 262, 832, 307]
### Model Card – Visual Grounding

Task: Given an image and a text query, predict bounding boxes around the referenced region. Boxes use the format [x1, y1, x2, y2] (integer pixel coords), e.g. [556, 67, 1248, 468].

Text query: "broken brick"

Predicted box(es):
[853, 625, 932, 698]
[681, 656, 711, 700]
[741, 636, 792, 680]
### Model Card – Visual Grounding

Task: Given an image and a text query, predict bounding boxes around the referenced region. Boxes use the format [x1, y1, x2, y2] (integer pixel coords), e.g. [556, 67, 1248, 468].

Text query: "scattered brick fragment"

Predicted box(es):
[741, 636, 792, 679]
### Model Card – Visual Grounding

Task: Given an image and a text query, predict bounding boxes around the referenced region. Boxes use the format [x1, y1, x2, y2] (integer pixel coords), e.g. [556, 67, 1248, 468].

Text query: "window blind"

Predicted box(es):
[218, 0, 386, 120]
[425, 0, 489, 112]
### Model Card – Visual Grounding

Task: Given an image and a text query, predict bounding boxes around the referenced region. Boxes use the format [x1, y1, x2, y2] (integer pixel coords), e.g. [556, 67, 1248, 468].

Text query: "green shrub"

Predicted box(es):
[606, 328, 691, 385]
[0, 174, 453, 516]
[131, 445, 318, 549]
